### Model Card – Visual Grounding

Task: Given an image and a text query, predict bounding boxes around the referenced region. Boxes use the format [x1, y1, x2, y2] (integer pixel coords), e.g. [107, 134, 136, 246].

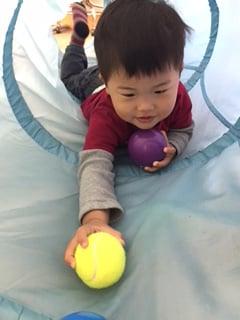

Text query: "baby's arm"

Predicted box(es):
[64, 208, 124, 268]
[78, 150, 123, 220]
[167, 82, 194, 155]
[167, 122, 194, 155]
[144, 122, 194, 172]
[145, 83, 194, 172]
[64, 149, 124, 268]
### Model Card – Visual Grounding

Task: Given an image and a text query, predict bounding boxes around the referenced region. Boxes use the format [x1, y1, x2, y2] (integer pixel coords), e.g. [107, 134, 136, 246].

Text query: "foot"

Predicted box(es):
[71, 2, 89, 46]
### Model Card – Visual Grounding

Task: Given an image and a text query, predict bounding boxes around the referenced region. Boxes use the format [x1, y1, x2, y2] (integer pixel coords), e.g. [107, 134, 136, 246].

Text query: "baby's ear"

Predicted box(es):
[98, 73, 104, 81]
[179, 62, 184, 74]
[105, 86, 110, 95]
[99, 73, 108, 91]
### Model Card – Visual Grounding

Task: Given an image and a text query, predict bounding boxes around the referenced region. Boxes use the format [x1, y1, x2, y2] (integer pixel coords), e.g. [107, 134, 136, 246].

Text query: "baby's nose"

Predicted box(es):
[137, 97, 154, 111]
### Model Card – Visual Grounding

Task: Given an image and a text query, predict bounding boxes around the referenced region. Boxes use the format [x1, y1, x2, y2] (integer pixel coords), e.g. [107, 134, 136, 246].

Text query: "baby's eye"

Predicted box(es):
[121, 93, 135, 97]
[155, 89, 167, 94]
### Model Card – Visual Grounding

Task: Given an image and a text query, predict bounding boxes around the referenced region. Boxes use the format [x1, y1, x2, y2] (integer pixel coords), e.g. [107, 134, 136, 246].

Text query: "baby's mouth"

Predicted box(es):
[136, 116, 154, 123]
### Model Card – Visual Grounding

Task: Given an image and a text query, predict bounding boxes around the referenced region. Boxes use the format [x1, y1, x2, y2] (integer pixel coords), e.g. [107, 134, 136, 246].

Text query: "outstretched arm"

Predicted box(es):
[64, 149, 124, 268]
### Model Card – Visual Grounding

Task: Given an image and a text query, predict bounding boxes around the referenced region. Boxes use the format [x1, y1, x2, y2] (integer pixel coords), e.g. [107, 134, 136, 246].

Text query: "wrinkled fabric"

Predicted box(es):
[0, 0, 240, 319]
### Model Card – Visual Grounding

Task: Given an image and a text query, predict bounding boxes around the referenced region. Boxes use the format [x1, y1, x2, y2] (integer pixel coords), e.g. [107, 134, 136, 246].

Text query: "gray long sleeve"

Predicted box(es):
[78, 123, 194, 222]
[168, 122, 194, 155]
[78, 149, 123, 223]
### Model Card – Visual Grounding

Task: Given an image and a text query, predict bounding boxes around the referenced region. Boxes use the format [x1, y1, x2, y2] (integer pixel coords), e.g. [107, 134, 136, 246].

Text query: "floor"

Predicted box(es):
[53, 11, 100, 51]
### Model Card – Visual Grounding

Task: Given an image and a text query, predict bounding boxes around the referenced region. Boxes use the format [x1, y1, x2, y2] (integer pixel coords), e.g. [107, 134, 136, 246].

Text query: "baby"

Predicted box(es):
[60, 0, 193, 268]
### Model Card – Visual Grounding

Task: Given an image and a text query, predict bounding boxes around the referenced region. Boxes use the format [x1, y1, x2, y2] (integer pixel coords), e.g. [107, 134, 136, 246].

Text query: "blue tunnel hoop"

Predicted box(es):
[185, 0, 240, 139]
[184, 0, 219, 91]
[2, 0, 79, 165]
[2, 0, 239, 169]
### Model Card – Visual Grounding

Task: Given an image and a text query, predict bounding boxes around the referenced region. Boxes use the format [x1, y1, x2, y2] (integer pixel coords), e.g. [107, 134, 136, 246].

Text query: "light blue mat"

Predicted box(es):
[0, 1, 240, 319]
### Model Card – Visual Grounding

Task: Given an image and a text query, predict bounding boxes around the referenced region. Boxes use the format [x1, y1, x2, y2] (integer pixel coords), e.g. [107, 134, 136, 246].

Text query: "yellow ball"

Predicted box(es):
[74, 232, 126, 289]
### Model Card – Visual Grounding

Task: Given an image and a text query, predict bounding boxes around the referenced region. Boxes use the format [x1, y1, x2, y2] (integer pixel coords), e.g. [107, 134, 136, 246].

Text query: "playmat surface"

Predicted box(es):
[0, 0, 240, 319]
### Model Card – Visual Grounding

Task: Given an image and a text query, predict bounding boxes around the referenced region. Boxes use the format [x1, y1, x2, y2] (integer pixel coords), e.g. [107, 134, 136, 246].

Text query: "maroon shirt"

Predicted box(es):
[81, 82, 192, 154]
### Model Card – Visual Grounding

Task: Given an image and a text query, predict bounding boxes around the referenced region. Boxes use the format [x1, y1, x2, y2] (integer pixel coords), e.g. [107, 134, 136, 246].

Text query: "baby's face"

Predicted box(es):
[105, 67, 180, 129]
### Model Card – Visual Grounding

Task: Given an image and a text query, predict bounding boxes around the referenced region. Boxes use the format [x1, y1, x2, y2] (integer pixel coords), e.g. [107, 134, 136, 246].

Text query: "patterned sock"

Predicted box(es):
[71, 2, 89, 46]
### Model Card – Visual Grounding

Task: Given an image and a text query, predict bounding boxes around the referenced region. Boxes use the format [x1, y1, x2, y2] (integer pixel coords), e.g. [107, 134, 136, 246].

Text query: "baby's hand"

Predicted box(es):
[144, 131, 177, 173]
[64, 219, 125, 269]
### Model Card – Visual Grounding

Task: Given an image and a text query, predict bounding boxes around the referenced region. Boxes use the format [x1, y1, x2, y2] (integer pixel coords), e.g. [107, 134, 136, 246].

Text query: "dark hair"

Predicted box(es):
[94, 0, 191, 83]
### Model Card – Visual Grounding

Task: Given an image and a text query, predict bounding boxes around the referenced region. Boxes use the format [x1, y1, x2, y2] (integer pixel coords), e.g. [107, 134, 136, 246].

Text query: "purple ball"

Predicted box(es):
[128, 129, 167, 167]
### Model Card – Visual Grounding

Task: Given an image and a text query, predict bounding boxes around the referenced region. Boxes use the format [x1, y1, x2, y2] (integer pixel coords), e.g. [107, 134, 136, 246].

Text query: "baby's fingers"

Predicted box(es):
[163, 145, 177, 156]
[64, 226, 94, 268]
[101, 225, 125, 246]
[144, 165, 160, 173]
[144, 156, 172, 172]
[64, 237, 78, 268]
